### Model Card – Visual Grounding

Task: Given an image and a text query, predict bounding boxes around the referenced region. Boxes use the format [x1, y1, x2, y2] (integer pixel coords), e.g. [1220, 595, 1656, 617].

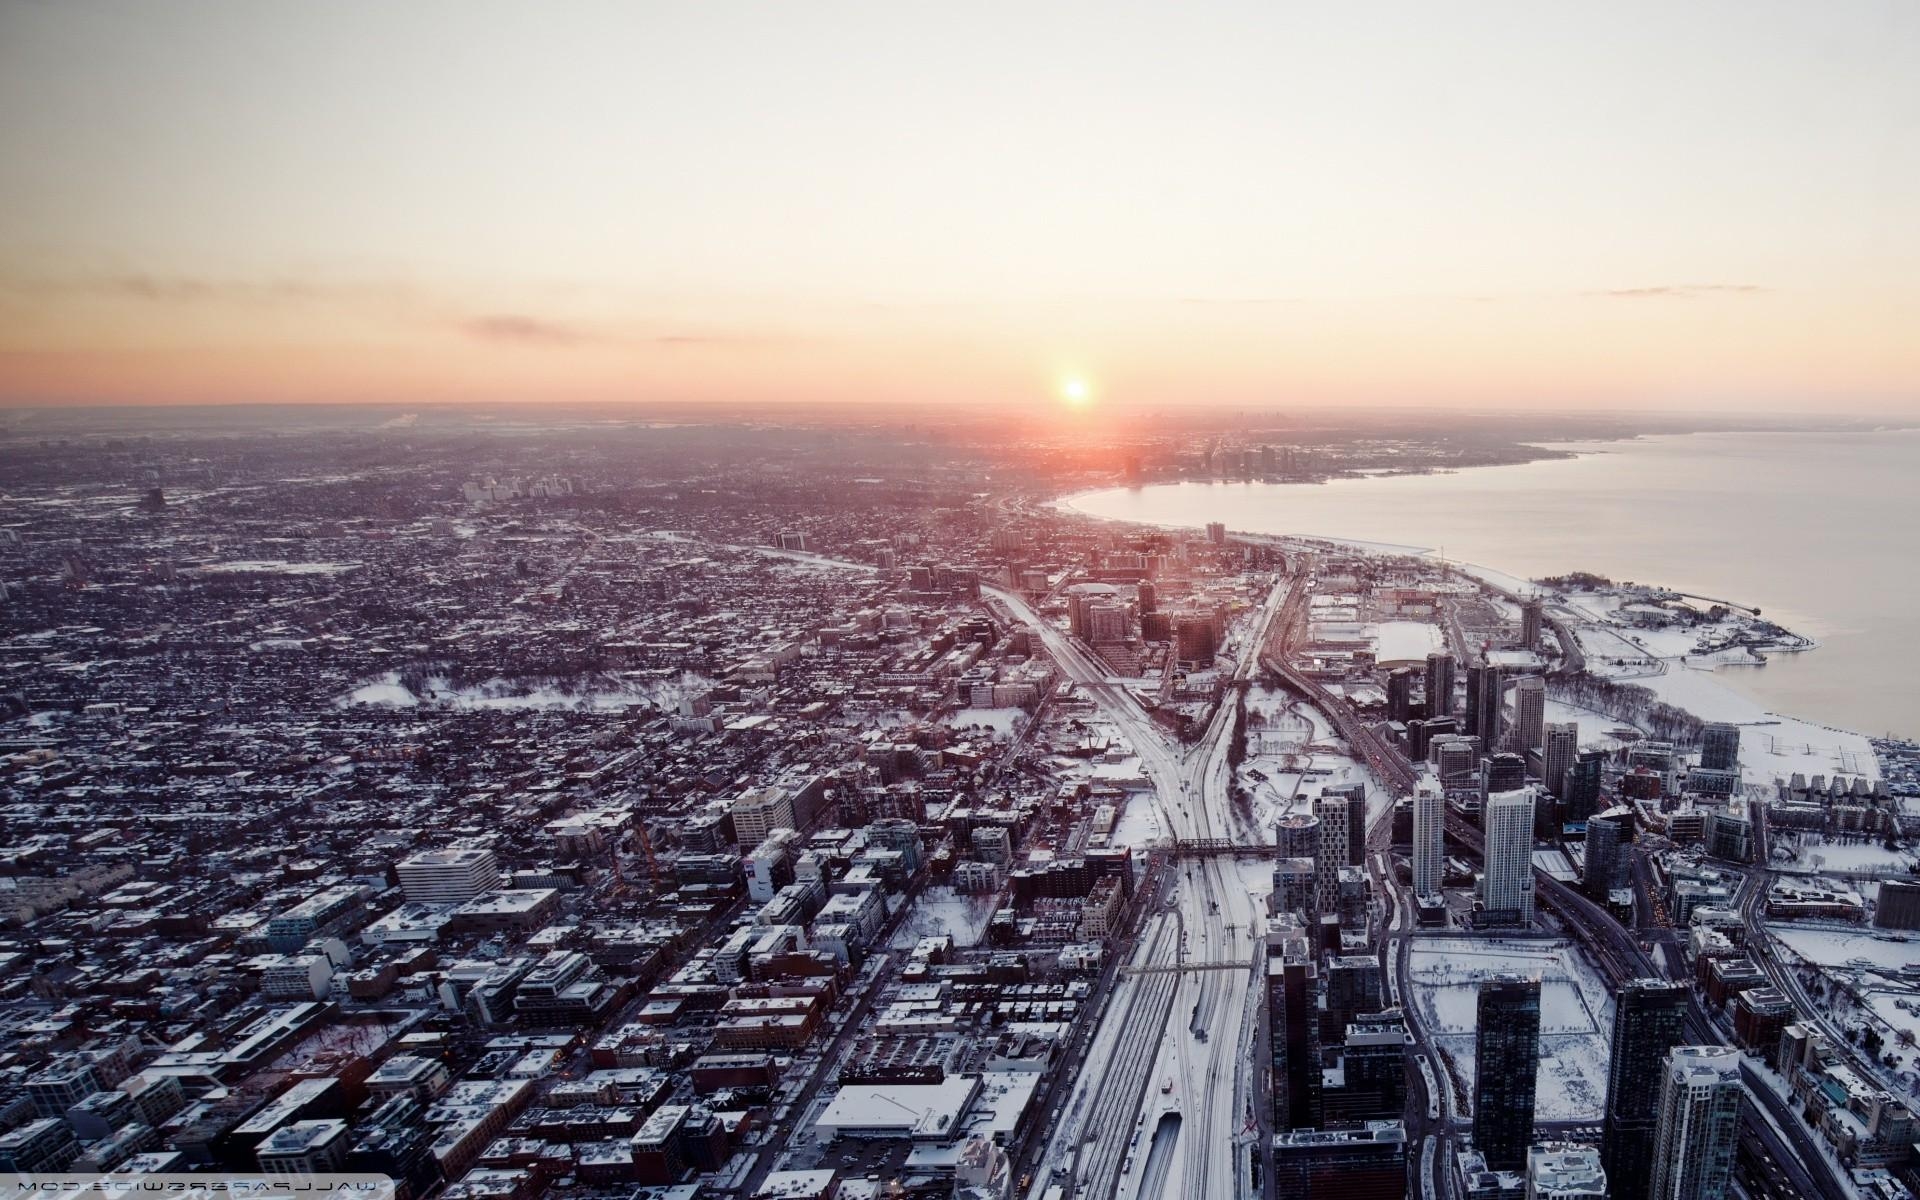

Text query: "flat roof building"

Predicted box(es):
[397, 848, 502, 904]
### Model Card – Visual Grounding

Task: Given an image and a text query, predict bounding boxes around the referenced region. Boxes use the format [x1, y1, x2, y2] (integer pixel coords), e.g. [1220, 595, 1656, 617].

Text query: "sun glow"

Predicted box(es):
[1059, 375, 1093, 408]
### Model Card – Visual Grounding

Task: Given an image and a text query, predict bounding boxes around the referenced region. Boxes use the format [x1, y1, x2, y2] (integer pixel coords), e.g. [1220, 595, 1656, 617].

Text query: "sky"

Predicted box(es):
[1, 1, 1916, 414]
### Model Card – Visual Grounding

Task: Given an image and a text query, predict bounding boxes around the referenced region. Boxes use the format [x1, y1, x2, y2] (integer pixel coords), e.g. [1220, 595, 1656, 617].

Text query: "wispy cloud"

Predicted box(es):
[458, 313, 589, 346]
[0, 268, 798, 352]
[1589, 284, 1769, 299]
[103, 274, 333, 304]
[0, 271, 363, 305]
[2, 271, 417, 307]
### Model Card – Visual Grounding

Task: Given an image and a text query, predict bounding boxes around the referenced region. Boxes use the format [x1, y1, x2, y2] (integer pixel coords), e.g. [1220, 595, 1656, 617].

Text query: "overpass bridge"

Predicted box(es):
[1161, 836, 1276, 860]
[1118, 959, 1253, 977]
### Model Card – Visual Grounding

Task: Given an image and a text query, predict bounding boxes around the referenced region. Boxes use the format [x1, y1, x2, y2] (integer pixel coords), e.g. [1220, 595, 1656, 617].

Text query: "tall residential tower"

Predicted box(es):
[1600, 980, 1689, 1200]
[1472, 974, 1542, 1171]
[1647, 1046, 1743, 1200]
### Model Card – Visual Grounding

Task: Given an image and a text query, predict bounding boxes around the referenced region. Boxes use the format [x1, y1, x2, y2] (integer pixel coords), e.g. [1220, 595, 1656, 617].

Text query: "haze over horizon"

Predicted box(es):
[2, 1, 1916, 414]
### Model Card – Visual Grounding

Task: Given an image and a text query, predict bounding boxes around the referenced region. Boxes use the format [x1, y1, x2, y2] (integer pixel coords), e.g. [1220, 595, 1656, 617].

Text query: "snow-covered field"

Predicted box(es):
[893, 887, 999, 949]
[948, 707, 1025, 737]
[1406, 937, 1615, 1120]
[1771, 833, 1919, 876]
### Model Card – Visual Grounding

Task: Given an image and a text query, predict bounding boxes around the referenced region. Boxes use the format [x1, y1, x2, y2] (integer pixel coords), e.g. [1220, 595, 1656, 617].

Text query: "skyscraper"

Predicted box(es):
[1601, 980, 1689, 1200]
[1274, 812, 1321, 861]
[1434, 736, 1480, 789]
[1481, 751, 1527, 804]
[1543, 721, 1578, 799]
[1565, 749, 1606, 823]
[1510, 674, 1546, 753]
[1312, 794, 1351, 917]
[1472, 974, 1542, 1172]
[1480, 788, 1536, 924]
[1426, 651, 1456, 719]
[1647, 1046, 1743, 1200]
[1341, 789, 1370, 867]
[1386, 668, 1415, 724]
[1466, 662, 1503, 746]
[1322, 782, 1370, 867]
[1413, 781, 1444, 898]
[1521, 598, 1543, 648]
[1699, 723, 1740, 774]
[1585, 806, 1631, 904]
[1268, 931, 1323, 1132]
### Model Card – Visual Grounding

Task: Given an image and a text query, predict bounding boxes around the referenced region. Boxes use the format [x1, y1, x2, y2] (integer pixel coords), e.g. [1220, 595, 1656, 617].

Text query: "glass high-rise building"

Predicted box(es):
[1564, 749, 1606, 823]
[1387, 667, 1415, 724]
[1699, 722, 1740, 773]
[1543, 721, 1579, 799]
[1466, 662, 1504, 746]
[1601, 979, 1689, 1200]
[1412, 781, 1444, 898]
[1585, 807, 1631, 903]
[1510, 674, 1546, 753]
[1426, 650, 1456, 718]
[1472, 974, 1541, 1171]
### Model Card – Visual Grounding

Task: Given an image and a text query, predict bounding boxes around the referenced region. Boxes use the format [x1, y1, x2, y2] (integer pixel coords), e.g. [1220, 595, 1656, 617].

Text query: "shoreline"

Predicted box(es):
[1051, 479, 1891, 777]
[1052, 425, 1920, 520]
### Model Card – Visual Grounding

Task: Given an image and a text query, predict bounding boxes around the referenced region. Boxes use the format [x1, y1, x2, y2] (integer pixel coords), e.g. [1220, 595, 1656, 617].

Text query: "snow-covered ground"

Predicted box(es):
[948, 707, 1026, 737]
[1768, 926, 1920, 1087]
[185, 559, 360, 576]
[1541, 699, 1639, 755]
[1109, 793, 1165, 848]
[1452, 561, 1544, 599]
[1406, 937, 1614, 1120]
[1369, 620, 1443, 666]
[893, 887, 999, 949]
[338, 671, 697, 710]
[1633, 665, 1878, 783]
[1770, 832, 1919, 876]
[1771, 926, 1920, 973]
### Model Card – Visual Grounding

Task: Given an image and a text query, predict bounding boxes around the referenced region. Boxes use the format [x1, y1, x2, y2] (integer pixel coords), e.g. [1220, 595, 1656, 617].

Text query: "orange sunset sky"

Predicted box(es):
[1, 2, 1916, 413]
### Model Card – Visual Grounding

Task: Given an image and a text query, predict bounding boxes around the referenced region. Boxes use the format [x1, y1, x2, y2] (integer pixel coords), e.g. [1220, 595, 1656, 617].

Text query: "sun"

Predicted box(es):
[1059, 375, 1093, 408]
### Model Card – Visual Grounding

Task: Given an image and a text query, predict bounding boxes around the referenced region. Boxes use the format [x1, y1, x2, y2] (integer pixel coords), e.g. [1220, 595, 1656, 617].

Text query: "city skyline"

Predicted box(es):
[5, 6, 1920, 1198]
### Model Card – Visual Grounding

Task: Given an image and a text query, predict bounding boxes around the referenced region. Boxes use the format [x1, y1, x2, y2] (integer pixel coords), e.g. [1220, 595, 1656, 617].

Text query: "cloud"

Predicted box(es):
[106, 274, 330, 303]
[0, 271, 354, 304]
[458, 313, 589, 346]
[0, 268, 795, 352]
[1590, 284, 1769, 299]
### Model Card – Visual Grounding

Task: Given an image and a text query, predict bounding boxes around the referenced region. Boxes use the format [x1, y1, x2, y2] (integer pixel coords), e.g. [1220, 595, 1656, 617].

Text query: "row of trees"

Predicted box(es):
[1546, 670, 1703, 746]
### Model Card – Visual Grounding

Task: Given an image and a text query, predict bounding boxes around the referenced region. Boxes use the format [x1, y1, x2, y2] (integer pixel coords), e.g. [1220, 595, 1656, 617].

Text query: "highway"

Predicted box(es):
[994, 572, 1291, 1200]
